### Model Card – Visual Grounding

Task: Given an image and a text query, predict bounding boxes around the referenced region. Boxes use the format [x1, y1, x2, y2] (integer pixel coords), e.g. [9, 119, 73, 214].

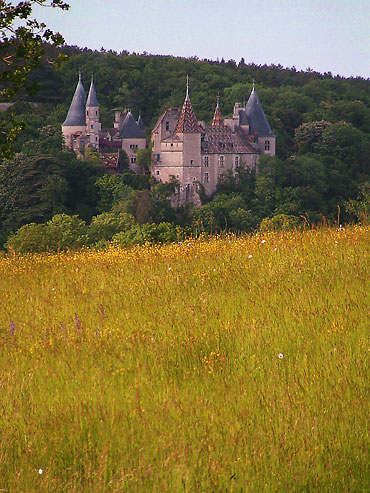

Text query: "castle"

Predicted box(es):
[62, 74, 146, 174]
[62, 74, 276, 205]
[151, 79, 276, 206]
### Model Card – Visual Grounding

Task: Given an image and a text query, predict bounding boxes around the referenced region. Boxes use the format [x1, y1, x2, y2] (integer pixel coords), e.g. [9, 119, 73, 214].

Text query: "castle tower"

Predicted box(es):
[86, 75, 101, 149]
[212, 96, 224, 127]
[245, 83, 276, 155]
[174, 76, 202, 204]
[62, 73, 86, 150]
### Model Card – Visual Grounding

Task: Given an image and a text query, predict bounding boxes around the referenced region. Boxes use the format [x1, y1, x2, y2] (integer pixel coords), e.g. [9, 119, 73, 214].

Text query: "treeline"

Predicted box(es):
[1, 46, 370, 251]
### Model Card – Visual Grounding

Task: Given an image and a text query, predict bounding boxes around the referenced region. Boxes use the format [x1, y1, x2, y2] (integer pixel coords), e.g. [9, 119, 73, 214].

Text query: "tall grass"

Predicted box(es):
[1, 226, 370, 491]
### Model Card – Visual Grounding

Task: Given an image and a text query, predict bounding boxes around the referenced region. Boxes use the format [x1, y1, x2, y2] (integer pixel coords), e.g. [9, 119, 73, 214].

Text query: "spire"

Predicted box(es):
[185, 74, 190, 101]
[175, 77, 201, 133]
[212, 94, 224, 127]
[245, 84, 275, 137]
[62, 73, 86, 126]
[86, 74, 99, 107]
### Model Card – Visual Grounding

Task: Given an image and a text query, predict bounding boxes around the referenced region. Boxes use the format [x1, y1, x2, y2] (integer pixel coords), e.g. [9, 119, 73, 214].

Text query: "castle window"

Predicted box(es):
[165, 122, 170, 131]
[219, 174, 225, 184]
[264, 140, 270, 151]
[156, 154, 160, 162]
[95, 110, 98, 116]
[171, 143, 173, 147]
[87, 111, 89, 116]
[131, 157, 136, 163]
[204, 172, 209, 183]
[156, 170, 160, 175]
[219, 156, 224, 167]
[91, 124, 93, 129]
[190, 159, 193, 164]
[130, 144, 138, 149]
[235, 156, 239, 167]
[204, 156, 209, 167]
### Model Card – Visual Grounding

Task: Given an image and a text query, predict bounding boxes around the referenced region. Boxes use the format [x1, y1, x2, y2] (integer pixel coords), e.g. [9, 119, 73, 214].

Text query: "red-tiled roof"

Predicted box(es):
[201, 126, 257, 154]
[175, 98, 202, 133]
[212, 104, 224, 127]
[101, 152, 120, 173]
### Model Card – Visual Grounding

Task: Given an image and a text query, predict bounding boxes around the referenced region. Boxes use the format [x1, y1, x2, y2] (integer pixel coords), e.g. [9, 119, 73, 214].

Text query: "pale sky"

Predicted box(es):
[30, 0, 370, 79]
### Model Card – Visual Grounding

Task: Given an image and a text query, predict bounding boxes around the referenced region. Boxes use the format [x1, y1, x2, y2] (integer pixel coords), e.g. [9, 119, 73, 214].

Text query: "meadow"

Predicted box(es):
[1, 226, 370, 492]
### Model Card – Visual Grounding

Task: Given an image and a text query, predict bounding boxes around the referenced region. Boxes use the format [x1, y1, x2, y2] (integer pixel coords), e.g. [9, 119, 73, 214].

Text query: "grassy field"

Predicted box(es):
[1, 226, 370, 492]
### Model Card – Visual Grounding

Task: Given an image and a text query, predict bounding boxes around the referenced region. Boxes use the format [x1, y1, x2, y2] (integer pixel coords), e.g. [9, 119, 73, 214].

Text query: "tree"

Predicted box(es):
[0, 0, 69, 157]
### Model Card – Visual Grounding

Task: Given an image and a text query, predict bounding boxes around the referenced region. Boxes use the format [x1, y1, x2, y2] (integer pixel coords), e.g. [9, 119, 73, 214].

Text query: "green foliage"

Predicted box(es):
[0, 0, 69, 157]
[112, 221, 178, 247]
[259, 214, 302, 232]
[5, 222, 51, 253]
[345, 182, 370, 224]
[89, 211, 136, 243]
[5, 213, 88, 253]
[0, 153, 67, 231]
[95, 174, 134, 213]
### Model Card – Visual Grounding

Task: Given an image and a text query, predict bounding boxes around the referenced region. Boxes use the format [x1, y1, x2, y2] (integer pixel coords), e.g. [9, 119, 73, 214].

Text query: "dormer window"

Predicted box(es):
[165, 122, 170, 131]
[264, 140, 270, 151]
[219, 156, 224, 167]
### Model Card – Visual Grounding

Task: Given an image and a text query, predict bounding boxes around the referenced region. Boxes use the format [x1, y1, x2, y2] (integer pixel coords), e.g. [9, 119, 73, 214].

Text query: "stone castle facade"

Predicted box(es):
[62, 74, 146, 173]
[62, 74, 276, 205]
[151, 81, 276, 206]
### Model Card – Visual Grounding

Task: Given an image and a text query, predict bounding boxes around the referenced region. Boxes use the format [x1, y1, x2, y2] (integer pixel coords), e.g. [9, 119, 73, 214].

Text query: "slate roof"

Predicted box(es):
[137, 114, 146, 138]
[201, 126, 257, 154]
[86, 77, 99, 107]
[117, 111, 143, 139]
[245, 89, 275, 138]
[62, 74, 86, 126]
[238, 109, 249, 126]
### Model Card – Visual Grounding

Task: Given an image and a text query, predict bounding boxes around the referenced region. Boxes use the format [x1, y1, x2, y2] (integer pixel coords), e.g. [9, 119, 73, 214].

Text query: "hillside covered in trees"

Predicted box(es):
[1, 45, 370, 251]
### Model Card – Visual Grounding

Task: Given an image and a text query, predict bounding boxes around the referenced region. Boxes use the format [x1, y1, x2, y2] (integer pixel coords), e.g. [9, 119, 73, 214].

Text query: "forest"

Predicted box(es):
[1, 44, 370, 251]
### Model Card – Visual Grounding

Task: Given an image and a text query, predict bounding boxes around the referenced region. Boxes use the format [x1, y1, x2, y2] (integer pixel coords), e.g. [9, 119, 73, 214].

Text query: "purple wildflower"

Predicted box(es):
[9, 320, 15, 334]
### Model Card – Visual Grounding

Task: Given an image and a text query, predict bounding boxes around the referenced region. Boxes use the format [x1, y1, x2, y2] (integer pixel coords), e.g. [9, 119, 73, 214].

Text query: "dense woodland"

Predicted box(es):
[1, 44, 370, 251]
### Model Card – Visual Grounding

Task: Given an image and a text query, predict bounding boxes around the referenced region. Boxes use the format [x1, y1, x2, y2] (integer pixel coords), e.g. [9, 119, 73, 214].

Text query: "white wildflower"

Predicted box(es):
[278, 353, 284, 359]
[261, 239, 266, 244]
[168, 267, 172, 271]
[248, 254, 252, 259]
[38, 468, 43, 475]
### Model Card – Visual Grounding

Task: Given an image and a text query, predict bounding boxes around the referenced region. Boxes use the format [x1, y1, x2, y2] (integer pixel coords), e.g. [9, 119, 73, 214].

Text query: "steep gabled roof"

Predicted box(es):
[62, 74, 86, 126]
[86, 76, 99, 107]
[245, 87, 275, 138]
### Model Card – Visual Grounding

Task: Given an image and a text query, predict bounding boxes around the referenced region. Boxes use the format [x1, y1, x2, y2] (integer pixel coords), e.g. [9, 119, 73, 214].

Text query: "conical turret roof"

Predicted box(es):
[175, 76, 201, 133]
[212, 98, 224, 127]
[86, 76, 99, 107]
[137, 114, 146, 138]
[62, 74, 86, 126]
[118, 111, 142, 139]
[245, 86, 275, 137]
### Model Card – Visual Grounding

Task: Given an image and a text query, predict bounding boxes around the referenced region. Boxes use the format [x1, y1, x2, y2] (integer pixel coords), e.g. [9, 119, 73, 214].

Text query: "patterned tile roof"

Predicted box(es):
[201, 126, 257, 154]
[212, 100, 224, 127]
[175, 96, 202, 133]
